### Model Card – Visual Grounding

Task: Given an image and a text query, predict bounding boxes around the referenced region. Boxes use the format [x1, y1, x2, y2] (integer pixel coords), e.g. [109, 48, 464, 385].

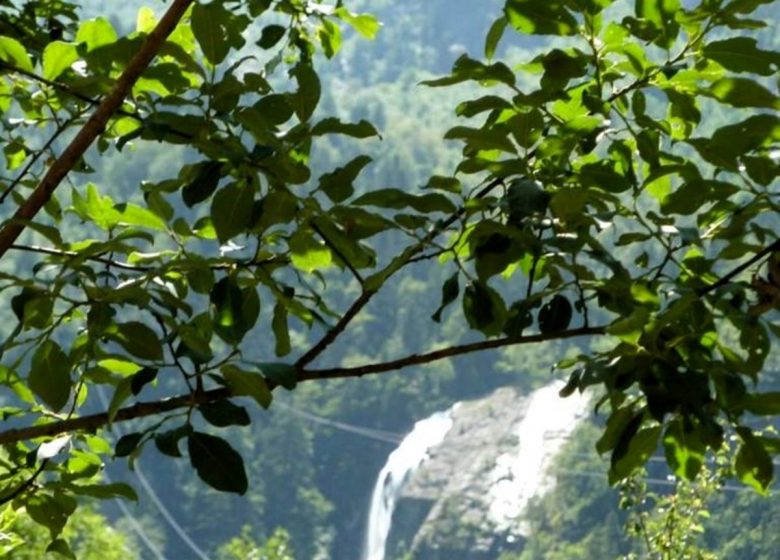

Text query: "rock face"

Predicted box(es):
[382, 383, 590, 560]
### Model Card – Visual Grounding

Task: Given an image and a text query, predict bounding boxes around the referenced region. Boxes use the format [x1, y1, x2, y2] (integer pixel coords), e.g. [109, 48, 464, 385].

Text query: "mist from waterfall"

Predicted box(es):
[362, 409, 454, 560]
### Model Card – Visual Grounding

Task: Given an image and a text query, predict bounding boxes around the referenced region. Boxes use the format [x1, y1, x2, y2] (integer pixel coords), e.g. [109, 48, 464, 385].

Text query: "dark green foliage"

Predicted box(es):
[0, 0, 778, 556]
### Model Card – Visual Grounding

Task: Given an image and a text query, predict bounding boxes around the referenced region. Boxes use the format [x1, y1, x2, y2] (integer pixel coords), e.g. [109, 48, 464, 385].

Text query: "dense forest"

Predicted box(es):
[0, 0, 778, 558]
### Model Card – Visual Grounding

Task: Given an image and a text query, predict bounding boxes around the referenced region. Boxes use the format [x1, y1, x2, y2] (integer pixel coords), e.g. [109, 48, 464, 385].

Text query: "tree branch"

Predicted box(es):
[7, 243, 288, 272]
[0, 388, 230, 447]
[697, 239, 780, 297]
[0, 325, 605, 446]
[301, 326, 605, 380]
[0, 60, 141, 121]
[0, 114, 80, 204]
[0, 0, 194, 259]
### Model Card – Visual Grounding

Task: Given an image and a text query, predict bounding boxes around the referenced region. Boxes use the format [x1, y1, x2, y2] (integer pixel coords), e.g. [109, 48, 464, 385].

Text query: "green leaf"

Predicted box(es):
[107, 378, 133, 424]
[272, 302, 291, 357]
[662, 419, 706, 479]
[702, 37, 780, 76]
[688, 114, 780, 169]
[0, 36, 34, 72]
[317, 18, 342, 58]
[432, 272, 459, 323]
[706, 77, 779, 109]
[155, 424, 192, 458]
[661, 179, 738, 215]
[107, 322, 163, 361]
[504, 0, 577, 36]
[335, 8, 382, 39]
[611, 425, 662, 480]
[222, 364, 273, 407]
[210, 276, 260, 344]
[70, 482, 138, 501]
[311, 118, 380, 139]
[199, 399, 251, 427]
[421, 54, 515, 88]
[735, 427, 773, 493]
[739, 392, 780, 415]
[46, 539, 75, 559]
[257, 24, 286, 49]
[319, 155, 372, 203]
[463, 282, 507, 337]
[115, 433, 143, 457]
[76, 17, 118, 52]
[191, 2, 246, 65]
[485, 17, 507, 60]
[597, 407, 639, 454]
[578, 161, 633, 193]
[538, 295, 573, 334]
[471, 226, 518, 280]
[30, 341, 71, 412]
[130, 367, 158, 396]
[353, 188, 456, 214]
[258, 362, 298, 390]
[211, 182, 255, 243]
[634, 0, 680, 48]
[289, 229, 332, 273]
[607, 307, 649, 344]
[26, 493, 76, 538]
[42, 41, 78, 80]
[188, 432, 248, 494]
[183, 161, 223, 207]
[292, 62, 321, 122]
[11, 287, 53, 329]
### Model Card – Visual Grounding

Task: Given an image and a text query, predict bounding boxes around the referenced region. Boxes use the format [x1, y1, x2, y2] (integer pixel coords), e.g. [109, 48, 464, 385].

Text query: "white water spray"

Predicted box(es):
[487, 380, 590, 535]
[363, 410, 454, 560]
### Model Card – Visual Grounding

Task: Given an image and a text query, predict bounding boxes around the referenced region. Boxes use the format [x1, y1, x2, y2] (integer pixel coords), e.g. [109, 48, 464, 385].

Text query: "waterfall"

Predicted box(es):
[487, 380, 590, 536]
[361, 381, 590, 559]
[363, 409, 454, 560]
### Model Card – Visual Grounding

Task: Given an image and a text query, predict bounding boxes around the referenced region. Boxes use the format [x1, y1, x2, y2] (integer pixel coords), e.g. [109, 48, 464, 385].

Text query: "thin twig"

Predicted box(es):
[0, 115, 81, 204]
[301, 325, 606, 380]
[8, 243, 287, 272]
[697, 239, 780, 297]
[294, 176, 506, 369]
[0, 461, 47, 506]
[0, 61, 143, 121]
[310, 219, 364, 284]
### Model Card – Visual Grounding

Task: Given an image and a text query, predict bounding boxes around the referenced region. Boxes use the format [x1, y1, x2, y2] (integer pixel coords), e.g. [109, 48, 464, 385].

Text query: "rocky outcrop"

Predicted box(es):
[382, 383, 590, 560]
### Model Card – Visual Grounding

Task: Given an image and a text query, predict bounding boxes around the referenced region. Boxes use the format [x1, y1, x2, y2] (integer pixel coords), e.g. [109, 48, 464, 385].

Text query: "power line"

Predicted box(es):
[554, 468, 750, 493]
[274, 401, 405, 445]
[95, 387, 210, 560]
[103, 470, 166, 560]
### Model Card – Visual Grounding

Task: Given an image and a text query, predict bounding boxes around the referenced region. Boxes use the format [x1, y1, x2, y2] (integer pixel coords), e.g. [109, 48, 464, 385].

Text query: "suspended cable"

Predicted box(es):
[95, 386, 210, 560]
[103, 470, 166, 560]
[274, 401, 405, 445]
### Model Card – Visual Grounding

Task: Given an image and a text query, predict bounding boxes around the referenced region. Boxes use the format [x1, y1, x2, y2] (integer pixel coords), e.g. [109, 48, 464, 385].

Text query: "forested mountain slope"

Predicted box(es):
[1, 0, 778, 558]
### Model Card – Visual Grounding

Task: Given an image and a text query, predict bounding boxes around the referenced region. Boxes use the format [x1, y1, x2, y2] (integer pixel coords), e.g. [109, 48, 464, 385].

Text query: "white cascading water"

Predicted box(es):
[487, 380, 590, 536]
[363, 409, 454, 560]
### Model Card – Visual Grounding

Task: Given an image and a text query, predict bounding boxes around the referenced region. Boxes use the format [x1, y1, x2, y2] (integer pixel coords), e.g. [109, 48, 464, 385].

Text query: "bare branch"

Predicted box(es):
[0, 325, 605, 446]
[698, 239, 780, 297]
[0, 0, 194, 259]
[301, 326, 606, 380]
[0, 388, 230, 447]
